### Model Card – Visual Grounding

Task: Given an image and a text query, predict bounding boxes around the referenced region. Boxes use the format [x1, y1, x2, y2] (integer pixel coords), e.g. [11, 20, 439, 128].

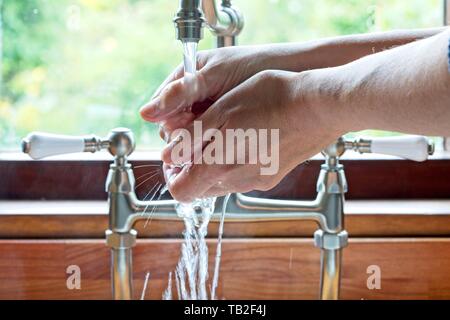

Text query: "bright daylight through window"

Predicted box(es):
[0, 0, 444, 152]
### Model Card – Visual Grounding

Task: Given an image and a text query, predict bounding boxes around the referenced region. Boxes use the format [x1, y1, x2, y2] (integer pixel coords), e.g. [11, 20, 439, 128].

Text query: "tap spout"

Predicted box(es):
[174, 0, 205, 43]
[174, 0, 244, 47]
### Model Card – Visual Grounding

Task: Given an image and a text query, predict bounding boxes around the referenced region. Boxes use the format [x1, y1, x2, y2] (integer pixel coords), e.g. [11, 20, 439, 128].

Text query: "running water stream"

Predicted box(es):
[160, 41, 227, 300]
[183, 41, 198, 75]
[164, 198, 216, 300]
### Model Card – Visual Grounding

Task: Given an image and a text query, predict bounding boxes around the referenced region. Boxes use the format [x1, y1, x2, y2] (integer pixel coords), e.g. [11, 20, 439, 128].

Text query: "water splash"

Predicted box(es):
[140, 272, 151, 300]
[143, 183, 164, 228]
[160, 184, 169, 196]
[162, 272, 173, 300]
[165, 198, 216, 300]
[162, 195, 231, 300]
[161, 41, 228, 300]
[211, 193, 230, 300]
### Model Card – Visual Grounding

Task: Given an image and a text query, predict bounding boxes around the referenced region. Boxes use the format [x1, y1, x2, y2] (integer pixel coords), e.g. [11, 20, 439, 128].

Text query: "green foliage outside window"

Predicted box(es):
[0, 0, 443, 150]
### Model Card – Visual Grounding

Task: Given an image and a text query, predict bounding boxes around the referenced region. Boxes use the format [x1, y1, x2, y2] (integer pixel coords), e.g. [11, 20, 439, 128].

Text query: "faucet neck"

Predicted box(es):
[105, 159, 136, 232]
[174, 0, 244, 47]
[217, 36, 236, 47]
[174, 0, 205, 43]
[106, 159, 134, 193]
[325, 155, 340, 169]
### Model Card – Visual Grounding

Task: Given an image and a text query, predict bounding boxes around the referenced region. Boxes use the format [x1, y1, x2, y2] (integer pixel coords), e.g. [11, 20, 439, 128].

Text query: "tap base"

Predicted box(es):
[314, 230, 348, 250]
[106, 229, 137, 249]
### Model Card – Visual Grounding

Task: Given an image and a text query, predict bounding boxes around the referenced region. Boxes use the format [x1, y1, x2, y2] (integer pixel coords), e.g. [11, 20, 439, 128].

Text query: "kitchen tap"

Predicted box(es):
[174, 0, 244, 47]
[21, 129, 433, 300]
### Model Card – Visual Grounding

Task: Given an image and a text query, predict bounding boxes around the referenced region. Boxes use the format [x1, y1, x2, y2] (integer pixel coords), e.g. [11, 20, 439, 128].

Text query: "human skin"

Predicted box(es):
[142, 28, 444, 140]
[140, 28, 450, 202]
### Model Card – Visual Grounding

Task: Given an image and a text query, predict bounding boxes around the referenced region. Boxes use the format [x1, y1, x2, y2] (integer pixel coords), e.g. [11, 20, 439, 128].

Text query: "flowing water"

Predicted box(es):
[210, 193, 230, 300]
[163, 198, 216, 300]
[183, 41, 198, 75]
[140, 272, 151, 300]
[161, 41, 228, 300]
[162, 195, 229, 300]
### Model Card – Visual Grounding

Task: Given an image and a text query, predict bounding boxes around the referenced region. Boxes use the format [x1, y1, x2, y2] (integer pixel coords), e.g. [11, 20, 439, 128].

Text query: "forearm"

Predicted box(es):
[304, 28, 450, 136]
[263, 27, 446, 73]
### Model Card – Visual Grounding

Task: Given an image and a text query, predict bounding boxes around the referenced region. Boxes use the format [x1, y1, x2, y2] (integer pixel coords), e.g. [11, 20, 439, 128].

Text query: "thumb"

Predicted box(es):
[140, 71, 209, 122]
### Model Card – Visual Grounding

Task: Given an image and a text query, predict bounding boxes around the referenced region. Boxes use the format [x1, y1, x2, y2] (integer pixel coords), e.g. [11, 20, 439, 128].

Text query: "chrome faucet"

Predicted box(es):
[174, 0, 244, 47]
[21, 129, 433, 300]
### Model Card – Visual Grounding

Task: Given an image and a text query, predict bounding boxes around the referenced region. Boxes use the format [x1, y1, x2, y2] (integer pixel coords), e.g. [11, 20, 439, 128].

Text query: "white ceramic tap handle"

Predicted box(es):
[370, 135, 432, 162]
[22, 132, 87, 159]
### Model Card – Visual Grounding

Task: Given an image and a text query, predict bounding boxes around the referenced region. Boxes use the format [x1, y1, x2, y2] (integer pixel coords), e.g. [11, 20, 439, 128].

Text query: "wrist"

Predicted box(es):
[294, 68, 363, 136]
[257, 42, 321, 73]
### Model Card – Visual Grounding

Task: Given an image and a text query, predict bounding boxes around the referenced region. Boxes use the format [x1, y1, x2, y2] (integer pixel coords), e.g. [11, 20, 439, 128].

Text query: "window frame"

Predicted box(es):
[1, 152, 450, 201]
[445, 0, 450, 25]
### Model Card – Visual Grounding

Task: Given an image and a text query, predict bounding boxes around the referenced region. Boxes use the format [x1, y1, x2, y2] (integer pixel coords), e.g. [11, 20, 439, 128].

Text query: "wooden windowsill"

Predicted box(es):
[1, 199, 450, 239]
[3, 157, 450, 201]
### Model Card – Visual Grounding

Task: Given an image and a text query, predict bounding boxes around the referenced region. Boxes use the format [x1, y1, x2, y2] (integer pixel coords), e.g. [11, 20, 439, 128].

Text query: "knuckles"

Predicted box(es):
[256, 70, 287, 88]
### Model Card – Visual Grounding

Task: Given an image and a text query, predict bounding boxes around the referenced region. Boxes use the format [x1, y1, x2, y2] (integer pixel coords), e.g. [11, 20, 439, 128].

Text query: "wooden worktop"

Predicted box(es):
[0, 238, 449, 300]
[1, 200, 450, 238]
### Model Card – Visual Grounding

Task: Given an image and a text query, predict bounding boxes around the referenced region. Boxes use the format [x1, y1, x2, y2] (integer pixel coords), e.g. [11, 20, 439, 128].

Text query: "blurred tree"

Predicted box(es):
[0, 0, 443, 150]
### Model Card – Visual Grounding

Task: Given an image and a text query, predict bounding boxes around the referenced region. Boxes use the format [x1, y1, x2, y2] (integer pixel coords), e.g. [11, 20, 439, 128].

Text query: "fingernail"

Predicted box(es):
[162, 135, 183, 164]
[167, 165, 182, 185]
[165, 135, 183, 152]
[170, 135, 183, 146]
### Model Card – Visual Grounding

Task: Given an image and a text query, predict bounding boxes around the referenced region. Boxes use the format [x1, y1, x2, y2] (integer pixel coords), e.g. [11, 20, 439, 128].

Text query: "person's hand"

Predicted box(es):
[159, 70, 348, 203]
[139, 45, 304, 141]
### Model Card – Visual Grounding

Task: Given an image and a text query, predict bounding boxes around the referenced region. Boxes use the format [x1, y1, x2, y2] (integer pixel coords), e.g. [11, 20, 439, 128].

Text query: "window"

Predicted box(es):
[0, 0, 444, 152]
[0, 0, 449, 202]
[1, 2, 449, 301]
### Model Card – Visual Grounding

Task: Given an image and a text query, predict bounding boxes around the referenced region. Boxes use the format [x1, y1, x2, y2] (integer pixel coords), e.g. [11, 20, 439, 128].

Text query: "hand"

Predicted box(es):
[140, 29, 446, 141]
[159, 70, 347, 203]
[139, 45, 304, 141]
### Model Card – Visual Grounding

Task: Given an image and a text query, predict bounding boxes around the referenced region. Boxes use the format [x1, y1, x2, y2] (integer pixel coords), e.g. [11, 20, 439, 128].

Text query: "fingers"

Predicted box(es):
[152, 64, 184, 100]
[162, 163, 183, 186]
[166, 162, 226, 203]
[201, 178, 255, 198]
[159, 112, 196, 141]
[199, 183, 233, 199]
[158, 97, 216, 141]
[158, 98, 216, 142]
[164, 163, 257, 202]
[140, 71, 209, 122]
[160, 102, 225, 165]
